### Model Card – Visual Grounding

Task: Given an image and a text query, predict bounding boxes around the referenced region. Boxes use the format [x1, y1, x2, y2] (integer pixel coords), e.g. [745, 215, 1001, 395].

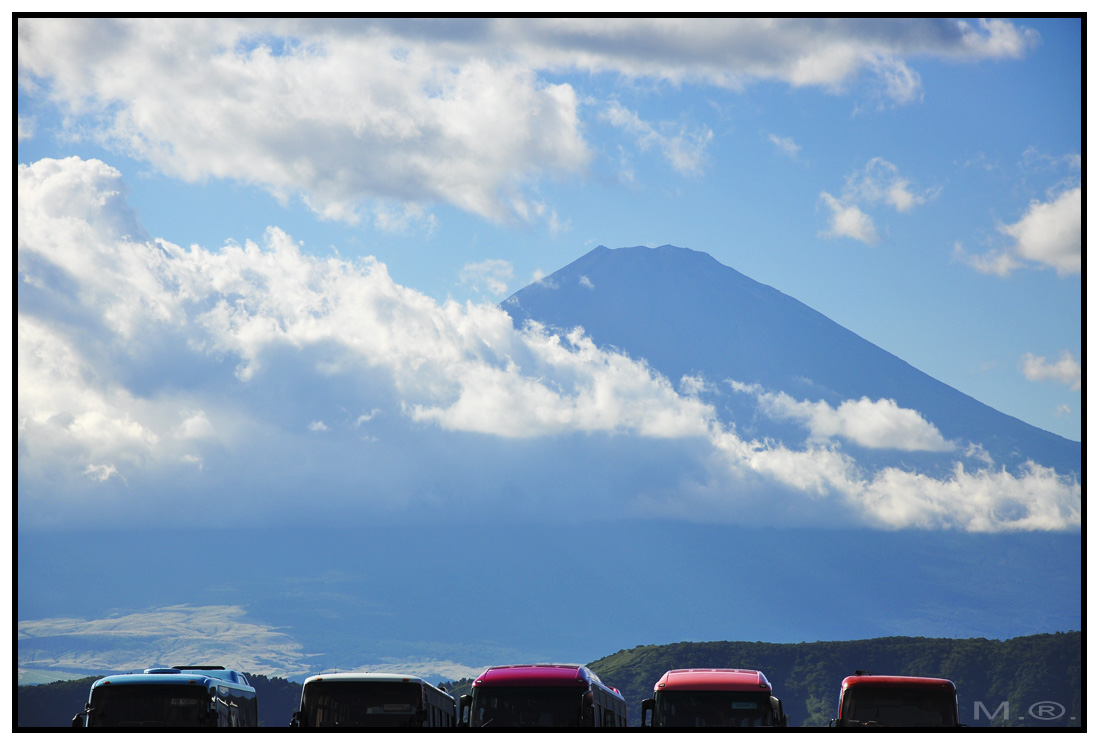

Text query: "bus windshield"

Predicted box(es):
[88, 684, 211, 727]
[301, 681, 424, 728]
[470, 686, 584, 728]
[657, 690, 773, 727]
[843, 686, 956, 726]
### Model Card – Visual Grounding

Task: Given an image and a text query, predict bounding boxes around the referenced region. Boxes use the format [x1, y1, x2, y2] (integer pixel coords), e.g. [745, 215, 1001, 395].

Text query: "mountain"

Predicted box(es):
[16, 246, 1080, 692]
[503, 245, 1080, 476]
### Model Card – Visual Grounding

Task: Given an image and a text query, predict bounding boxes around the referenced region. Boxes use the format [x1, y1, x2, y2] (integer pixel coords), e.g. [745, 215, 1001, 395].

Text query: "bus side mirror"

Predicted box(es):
[290, 711, 301, 728]
[641, 698, 655, 727]
[458, 695, 472, 727]
[771, 695, 788, 727]
[72, 712, 88, 728]
[580, 691, 594, 727]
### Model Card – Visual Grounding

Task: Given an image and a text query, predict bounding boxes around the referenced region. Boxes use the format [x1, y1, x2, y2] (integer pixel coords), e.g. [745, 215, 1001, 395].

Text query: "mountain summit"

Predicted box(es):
[503, 245, 1079, 477]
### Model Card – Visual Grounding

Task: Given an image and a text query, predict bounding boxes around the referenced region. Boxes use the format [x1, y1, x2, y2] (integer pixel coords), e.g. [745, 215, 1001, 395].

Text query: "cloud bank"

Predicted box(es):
[18, 18, 1038, 225]
[17, 156, 1079, 533]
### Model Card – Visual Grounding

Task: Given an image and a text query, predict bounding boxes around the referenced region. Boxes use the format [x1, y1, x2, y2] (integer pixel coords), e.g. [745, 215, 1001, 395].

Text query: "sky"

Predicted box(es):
[15, 17, 1083, 682]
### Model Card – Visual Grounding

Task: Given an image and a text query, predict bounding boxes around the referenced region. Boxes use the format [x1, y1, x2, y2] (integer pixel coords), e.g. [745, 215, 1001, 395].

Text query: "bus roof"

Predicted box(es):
[654, 668, 772, 692]
[91, 673, 221, 689]
[473, 664, 595, 688]
[841, 675, 956, 691]
[302, 672, 437, 686]
[88, 667, 253, 691]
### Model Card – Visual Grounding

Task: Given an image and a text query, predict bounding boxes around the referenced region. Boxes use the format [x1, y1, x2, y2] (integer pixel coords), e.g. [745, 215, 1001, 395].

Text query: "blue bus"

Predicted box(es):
[73, 666, 257, 728]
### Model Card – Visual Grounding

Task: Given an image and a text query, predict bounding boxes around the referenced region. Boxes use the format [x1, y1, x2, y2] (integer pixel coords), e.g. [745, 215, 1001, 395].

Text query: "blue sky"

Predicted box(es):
[16, 18, 1082, 682]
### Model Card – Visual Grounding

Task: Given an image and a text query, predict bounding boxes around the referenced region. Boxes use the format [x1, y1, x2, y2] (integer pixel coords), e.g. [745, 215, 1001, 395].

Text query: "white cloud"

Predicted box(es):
[846, 157, 934, 213]
[18, 115, 35, 140]
[819, 192, 879, 245]
[175, 411, 214, 440]
[952, 240, 1019, 278]
[354, 409, 381, 427]
[820, 158, 934, 245]
[18, 605, 309, 677]
[697, 425, 1077, 531]
[767, 133, 801, 158]
[579, 275, 594, 289]
[957, 187, 1081, 277]
[17, 155, 1079, 533]
[460, 259, 514, 297]
[505, 18, 1035, 97]
[999, 187, 1081, 276]
[308, 420, 329, 432]
[751, 388, 954, 452]
[18, 18, 1039, 229]
[17, 19, 590, 226]
[1021, 351, 1081, 391]
[601, 101, 712, 177]
[83, 463, 121, 482]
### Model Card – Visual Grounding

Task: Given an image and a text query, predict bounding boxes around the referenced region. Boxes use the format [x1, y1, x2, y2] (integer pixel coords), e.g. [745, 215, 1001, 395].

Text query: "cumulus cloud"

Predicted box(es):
[18, 605, 309, 677]
[1021, 351, 1081, 391]
[957, 187, 1081, 277]
[18, 19, 1036, 227]
[17, 18, 589, 226]
[745, 386, 954, 452]
[819, 158, 935, 245]
[695, 424, 1077, 531]
[999, 187, 1081, 276]
[17, 156, 1079, 533]
[819, 192, 879, 245]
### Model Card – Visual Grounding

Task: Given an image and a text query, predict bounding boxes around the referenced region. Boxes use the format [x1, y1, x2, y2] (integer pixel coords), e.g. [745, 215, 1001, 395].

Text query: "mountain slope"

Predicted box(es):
[503, 245, 1079, 476]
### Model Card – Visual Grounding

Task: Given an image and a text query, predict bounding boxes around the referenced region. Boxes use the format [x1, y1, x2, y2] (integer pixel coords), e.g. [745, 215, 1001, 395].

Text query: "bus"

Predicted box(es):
[640, 668, 788, 728]
[73, 666, 257, 728]
[459, 664, 627, 728]
[290, 672, 456, 728]
[831, 672, 960, 727]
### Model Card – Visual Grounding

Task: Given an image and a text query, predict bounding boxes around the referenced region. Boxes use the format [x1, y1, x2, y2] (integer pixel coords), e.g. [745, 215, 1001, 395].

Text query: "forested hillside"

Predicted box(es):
[19, 632, 1080, 728]
[587, 632, 1081, 727]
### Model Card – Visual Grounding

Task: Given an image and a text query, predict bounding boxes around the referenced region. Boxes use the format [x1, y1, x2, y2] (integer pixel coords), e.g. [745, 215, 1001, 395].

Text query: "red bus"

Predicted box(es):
[831, 673, 960, 727]
[640, 668, 788, 728]
[459, 664, 627, 728]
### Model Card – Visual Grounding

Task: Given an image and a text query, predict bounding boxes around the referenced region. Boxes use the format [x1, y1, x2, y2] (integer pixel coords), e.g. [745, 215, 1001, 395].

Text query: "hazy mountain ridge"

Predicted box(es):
[503, 245, 1080, 477]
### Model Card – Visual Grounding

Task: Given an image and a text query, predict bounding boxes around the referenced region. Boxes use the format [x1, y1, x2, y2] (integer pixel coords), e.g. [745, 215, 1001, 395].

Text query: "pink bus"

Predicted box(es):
[641, 668, 788, 728]
[459, 664, 627, 728]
